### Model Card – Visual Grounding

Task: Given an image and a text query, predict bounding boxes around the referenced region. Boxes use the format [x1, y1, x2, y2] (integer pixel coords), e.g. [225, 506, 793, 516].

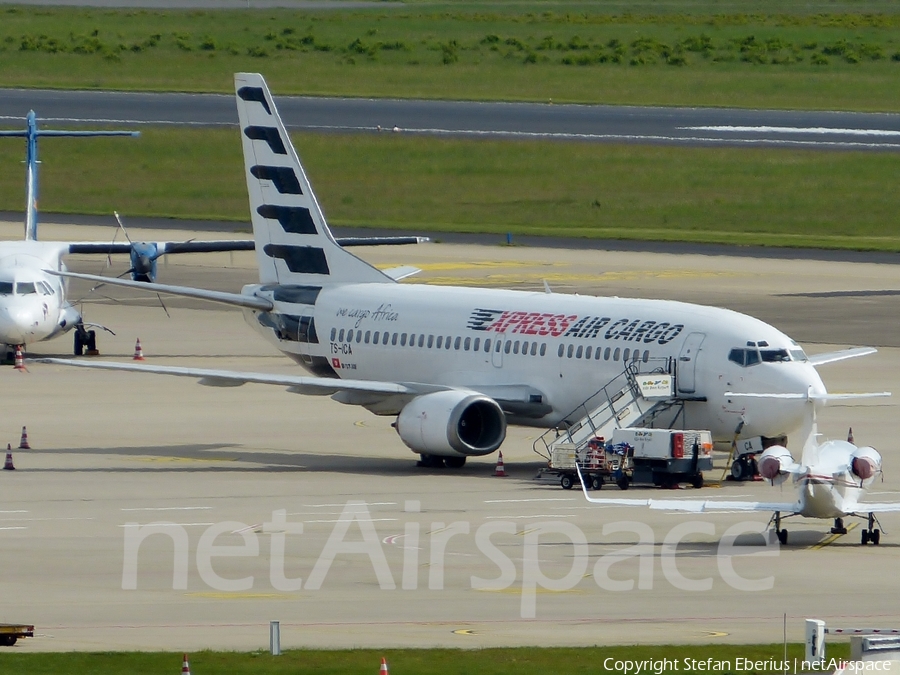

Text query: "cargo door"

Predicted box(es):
[677, 332, 705, 394]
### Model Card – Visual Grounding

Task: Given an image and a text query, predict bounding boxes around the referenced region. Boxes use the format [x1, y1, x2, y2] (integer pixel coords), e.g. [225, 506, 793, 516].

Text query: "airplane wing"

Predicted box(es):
[47, 271, 273, 311]
[575, 466, 800, 513]
[849, 502, 900, 514]
[67, 241, 255, 255]
[808, 347, 877, 366]
[67, 236, 428, 256]
[34, 358, 446, 399]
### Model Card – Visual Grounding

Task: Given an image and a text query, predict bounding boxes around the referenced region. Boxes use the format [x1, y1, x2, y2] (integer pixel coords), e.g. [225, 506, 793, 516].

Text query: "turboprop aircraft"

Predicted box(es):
[577, 424, 900, 545]
[40, 72, 884, 469]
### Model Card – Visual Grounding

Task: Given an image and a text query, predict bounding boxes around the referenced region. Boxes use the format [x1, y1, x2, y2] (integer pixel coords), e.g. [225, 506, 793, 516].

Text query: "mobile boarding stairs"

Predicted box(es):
[533, 357, 711, 488]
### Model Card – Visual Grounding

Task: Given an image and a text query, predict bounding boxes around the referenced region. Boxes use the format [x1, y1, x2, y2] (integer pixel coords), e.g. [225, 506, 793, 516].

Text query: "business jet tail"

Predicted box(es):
[235, 72, 391, 287]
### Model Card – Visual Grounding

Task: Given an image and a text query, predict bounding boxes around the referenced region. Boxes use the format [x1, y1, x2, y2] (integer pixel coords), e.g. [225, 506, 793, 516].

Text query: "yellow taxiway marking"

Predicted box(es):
[811, 522, 857, 550]
[421, 270, 741, 287]
[381, 261, 546, 272]
[185, 592, 295, 600]
[453, 629, 478, 636]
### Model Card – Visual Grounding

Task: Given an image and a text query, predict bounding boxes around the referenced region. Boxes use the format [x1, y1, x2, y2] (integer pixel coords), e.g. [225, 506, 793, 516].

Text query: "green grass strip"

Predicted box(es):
[1, 5, 900, 109]
[0, 643, 852, 675]
[1, 127, 898, 252]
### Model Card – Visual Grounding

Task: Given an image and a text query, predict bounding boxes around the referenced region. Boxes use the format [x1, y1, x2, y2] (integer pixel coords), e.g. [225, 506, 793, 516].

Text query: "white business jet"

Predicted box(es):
[577, 422, 900, 545]
[41, 72, 883, 470]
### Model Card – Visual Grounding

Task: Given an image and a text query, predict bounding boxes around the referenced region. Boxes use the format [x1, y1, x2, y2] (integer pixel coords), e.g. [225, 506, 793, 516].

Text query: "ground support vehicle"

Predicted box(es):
[0, 623, 34, 646]
[610, 429, 713, 489]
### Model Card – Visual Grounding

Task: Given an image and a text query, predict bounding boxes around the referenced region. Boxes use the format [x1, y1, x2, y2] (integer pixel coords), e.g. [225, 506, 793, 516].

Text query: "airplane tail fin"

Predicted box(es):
[235, 72, 391, 286]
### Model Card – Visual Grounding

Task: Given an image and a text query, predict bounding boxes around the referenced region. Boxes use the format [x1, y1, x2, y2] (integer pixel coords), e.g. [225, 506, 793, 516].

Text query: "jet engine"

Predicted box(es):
[757, 445, 795, 485]
[850, 446, 882, 481]
[396, 390, 506, 457]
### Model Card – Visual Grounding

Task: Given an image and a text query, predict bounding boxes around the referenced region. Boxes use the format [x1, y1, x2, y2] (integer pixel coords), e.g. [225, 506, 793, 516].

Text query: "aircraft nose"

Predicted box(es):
[0, 302, 46, 344]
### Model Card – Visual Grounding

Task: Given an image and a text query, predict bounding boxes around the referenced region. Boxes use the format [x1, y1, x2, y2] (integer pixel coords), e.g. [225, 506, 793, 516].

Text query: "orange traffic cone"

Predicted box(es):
[848, 427, 855, 444]
[133, 338, 145, 361]
[494, 451, 507, 477]
[181, 654, 191, 675]
[18, 426, 30, 450]
[3, 444, 15, 470]
[13, 346, 26, 372]
[380, 657, 389, 675]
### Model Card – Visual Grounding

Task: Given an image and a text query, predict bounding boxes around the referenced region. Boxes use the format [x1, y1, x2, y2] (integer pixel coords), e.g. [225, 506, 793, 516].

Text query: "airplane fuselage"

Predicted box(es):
[0, 241, 79, 346]
[242, 281, 827, 446]
[795, 439, 874, 518]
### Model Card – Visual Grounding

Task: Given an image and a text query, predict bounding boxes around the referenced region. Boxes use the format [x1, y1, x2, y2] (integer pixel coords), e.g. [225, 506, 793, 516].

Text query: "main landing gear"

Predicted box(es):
[73, 323, 97, 356]
[861, 512, 881, 546]
[770, 511, 788, 545]
[417, 454, 466, 469]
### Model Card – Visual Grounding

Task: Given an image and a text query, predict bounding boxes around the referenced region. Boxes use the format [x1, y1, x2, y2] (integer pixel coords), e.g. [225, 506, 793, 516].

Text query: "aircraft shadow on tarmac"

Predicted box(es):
[592, 530, 899, 550]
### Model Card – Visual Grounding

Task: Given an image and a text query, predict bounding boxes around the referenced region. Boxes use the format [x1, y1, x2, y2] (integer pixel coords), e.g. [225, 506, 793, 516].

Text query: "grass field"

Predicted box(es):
[1, 4, 900, 110]
[1, 127, 898, 251]
[0, 643, 852, 675]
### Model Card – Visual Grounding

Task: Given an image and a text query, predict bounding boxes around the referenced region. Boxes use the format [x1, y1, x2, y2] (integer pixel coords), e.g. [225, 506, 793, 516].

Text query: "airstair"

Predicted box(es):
[532, 357, 688, 462]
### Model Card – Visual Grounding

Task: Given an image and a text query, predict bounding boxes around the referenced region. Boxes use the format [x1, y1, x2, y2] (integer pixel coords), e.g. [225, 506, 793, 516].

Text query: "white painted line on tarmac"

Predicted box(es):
[0, 526, 27, 531]
[300, 502, 397, 508]
[0, 509, 28, 513]
[485, 514, 578, 519]
[302, 518, 398, 524]
[118, 522, 214, 527]
[121, 506, 214, 511]
[683, 125, 900, 136]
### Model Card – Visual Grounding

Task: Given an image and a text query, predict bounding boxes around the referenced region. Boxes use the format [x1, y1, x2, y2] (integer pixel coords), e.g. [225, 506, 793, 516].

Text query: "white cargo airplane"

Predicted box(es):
[577, 424, 900, 545]
[41, 72, 884, 470]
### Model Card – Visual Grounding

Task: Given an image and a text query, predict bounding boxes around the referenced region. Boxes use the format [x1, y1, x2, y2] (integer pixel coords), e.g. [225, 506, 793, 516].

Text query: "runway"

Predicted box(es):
[3, 89, 900, 150]
[1, 218, 899, 652]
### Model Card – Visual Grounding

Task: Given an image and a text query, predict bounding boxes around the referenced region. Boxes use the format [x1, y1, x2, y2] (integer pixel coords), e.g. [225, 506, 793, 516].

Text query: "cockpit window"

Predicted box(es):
[730, 345, 800, 367]
[37, 281, 53, 295]
[0, 282, 12, 295]
[16, 282, 36, 295]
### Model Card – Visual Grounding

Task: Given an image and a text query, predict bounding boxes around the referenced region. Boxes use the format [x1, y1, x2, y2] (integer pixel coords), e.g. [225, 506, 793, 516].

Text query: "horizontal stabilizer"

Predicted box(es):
[48, 270, 273, 311]
[808, 347, 877, 366]
[382, 266, 421, 281]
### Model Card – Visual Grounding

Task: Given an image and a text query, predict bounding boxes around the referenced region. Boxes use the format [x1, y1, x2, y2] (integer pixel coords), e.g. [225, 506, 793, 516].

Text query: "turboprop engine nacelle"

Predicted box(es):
[851, 446, 882, 482]
[396, 390, 507, 457]
[758, 445, 795, 485]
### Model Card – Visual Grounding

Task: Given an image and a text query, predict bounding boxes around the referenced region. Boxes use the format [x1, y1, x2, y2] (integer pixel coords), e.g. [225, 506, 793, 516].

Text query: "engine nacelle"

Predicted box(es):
[851, 446, 881, 481]
[396, 390, 506, 457]
[757, 445, 795, 484]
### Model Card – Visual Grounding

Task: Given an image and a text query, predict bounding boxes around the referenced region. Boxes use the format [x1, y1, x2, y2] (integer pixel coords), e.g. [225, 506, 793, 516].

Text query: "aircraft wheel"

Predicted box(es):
[86, 329, 97, 353]
[872, 529, 881, 545]
[861, 529, 870, 545]
[590, 476, 603, 490]
[74, 331, 84, 356]
[560, 475, 574, 490]
[777, 529, 788, 546]
[444, 457, 466, 469]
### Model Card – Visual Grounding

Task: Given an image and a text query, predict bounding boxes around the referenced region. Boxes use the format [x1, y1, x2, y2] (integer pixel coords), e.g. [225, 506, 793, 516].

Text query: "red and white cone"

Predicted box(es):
[133, 338, 145, 361]
[18, 426, 30, 450]
[848, 427, 855, 444]
[181, 653, 191, 675]
[13, 346, 26, 371]
[380, 657, 389, 675]
[3, 444, 15, 471]
[494, 451, 507, 477]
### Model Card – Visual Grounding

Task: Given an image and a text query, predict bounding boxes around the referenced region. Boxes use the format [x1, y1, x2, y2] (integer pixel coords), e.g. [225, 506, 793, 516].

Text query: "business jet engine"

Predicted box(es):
[850, 446, 882, 482]
[757, 445, 795, 485]
[396, 390, 506, 457]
